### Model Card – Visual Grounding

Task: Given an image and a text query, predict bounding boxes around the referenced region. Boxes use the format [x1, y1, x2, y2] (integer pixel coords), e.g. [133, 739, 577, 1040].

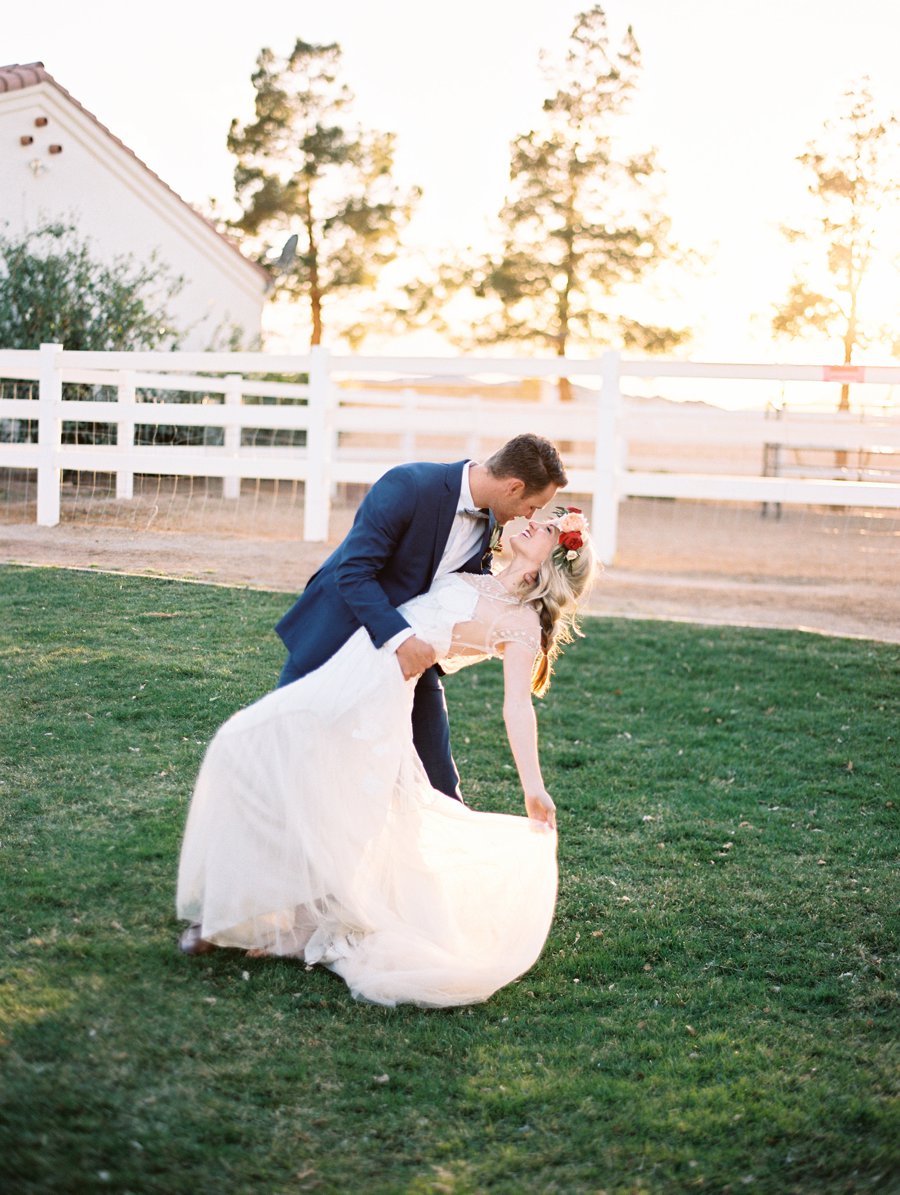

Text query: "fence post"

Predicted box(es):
[222, 374, 242, 500]
[304, 346, 332, 541]
[591, 350, 623, 564]
[37, 342, 63, 526]
[116, 370, 136, 500]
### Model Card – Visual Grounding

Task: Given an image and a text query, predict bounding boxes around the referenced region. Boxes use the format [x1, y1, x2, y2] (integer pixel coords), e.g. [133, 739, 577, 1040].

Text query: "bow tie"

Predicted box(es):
[461, 507, 490, 520]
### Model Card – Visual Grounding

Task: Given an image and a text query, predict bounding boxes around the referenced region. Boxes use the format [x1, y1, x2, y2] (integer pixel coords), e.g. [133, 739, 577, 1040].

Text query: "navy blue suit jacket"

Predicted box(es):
[275, 460, 496, 676]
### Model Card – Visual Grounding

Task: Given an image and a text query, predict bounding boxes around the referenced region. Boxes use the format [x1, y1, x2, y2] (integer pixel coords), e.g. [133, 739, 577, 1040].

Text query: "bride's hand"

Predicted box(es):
[396, 635, 437, 680]
[525, 789, 557, 830]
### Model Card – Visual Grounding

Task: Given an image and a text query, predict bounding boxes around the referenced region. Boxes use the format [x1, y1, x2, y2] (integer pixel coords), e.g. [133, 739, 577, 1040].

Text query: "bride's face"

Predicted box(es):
[509, 520, 559, 568]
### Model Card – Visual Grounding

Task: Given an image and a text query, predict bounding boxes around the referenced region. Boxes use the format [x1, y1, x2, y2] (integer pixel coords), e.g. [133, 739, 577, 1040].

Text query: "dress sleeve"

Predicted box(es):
[489, 605, 541, 657]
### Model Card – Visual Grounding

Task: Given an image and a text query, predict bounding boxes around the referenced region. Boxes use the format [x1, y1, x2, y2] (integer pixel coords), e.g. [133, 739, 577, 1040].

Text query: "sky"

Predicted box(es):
[4, 0, 900, 377]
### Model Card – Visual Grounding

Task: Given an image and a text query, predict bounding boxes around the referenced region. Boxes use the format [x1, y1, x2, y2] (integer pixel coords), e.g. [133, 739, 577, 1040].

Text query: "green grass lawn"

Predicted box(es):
[0, 564, 896, 1194]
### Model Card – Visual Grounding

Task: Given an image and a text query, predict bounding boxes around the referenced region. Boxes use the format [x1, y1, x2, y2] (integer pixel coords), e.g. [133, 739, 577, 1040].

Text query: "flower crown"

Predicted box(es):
[551, 506, 589, 570]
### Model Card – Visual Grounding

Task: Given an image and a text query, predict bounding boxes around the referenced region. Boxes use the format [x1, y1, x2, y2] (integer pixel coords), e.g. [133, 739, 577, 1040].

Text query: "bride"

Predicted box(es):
[176, 507, 595, 1008]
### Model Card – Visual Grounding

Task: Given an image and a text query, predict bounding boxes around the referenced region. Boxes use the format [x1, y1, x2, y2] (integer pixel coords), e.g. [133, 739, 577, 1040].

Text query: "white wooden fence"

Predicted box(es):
[1, 344, 899, 563]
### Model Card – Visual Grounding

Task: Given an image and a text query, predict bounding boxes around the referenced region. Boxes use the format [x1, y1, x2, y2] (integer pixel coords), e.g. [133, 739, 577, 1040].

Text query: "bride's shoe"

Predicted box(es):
[178, 924, 218, 955]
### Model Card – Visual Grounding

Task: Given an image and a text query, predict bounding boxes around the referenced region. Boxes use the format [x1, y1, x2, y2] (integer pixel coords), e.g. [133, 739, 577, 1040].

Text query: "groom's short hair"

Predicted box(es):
[485, 433, 568, 495]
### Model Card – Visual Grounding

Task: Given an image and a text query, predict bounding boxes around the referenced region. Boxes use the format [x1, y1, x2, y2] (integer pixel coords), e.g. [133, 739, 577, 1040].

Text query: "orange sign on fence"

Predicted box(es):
[822, 365, 866, 383]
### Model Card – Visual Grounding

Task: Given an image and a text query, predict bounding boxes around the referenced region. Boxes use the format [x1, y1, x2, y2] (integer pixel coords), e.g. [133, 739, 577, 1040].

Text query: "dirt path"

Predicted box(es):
[2, 499, 898, 644]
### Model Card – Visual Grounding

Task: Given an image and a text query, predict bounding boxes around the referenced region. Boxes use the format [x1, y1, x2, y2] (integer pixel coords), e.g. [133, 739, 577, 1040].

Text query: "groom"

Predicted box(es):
[275, 433, 567, 801]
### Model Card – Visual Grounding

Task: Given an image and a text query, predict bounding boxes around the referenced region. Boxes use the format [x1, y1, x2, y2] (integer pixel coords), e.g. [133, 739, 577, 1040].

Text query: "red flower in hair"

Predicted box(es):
[551, 504, 589, 569]
[559, 531, 584, 552]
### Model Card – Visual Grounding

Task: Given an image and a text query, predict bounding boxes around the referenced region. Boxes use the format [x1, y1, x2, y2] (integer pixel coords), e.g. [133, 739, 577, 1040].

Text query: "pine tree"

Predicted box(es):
[772, 80, 899, 409]
[228, 39, 419, 346]
[459, 5, 688, 382]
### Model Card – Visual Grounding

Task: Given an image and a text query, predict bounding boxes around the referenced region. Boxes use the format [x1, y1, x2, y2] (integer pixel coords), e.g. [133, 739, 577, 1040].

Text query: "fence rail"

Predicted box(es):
[1, 344, 899, 562]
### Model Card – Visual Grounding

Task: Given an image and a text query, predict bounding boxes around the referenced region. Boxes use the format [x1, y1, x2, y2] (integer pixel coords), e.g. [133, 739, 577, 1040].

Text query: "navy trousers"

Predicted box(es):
[277, 656, 462, 802]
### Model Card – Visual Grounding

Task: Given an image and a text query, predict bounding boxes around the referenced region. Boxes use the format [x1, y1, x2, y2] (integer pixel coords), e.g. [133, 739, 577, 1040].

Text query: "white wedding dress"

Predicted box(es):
[176, 573, 558, 1008]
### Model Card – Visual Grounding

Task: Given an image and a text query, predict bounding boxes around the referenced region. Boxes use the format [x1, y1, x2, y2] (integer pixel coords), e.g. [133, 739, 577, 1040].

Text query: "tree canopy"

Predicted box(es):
[228, 38, 420, 347]
[403, 5, 689, 366]
[772, 80, 900, 406]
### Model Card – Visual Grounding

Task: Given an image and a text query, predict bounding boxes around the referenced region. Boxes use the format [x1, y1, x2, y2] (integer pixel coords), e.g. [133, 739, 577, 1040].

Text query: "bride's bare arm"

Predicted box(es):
[501, 642, 557, 829]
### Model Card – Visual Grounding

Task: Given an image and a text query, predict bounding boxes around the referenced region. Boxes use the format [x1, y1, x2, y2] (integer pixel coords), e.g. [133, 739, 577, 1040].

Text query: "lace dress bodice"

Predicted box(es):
[399, 573, 541, 673]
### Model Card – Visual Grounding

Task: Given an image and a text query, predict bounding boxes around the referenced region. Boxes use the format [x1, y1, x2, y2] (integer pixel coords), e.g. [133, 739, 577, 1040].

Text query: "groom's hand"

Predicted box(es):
[396, 636, 437, 680]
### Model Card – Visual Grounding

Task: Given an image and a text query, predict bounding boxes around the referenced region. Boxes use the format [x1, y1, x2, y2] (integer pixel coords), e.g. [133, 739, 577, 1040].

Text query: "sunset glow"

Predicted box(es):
[4, 0, 899, 376]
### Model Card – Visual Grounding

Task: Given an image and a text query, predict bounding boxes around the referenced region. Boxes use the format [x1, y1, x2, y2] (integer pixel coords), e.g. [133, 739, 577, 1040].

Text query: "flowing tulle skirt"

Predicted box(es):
[176, 627, 557, 1007]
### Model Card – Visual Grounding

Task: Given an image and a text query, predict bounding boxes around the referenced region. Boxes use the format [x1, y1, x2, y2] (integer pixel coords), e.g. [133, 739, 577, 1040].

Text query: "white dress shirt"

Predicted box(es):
[384, 462, 486, 656]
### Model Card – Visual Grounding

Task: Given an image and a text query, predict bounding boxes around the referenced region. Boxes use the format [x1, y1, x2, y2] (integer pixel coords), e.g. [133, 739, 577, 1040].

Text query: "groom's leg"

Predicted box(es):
[411, 667, 463, 802]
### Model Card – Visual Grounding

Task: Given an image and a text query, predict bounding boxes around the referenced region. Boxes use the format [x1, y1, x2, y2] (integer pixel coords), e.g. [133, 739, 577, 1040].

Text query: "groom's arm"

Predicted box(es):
[333, 467, 422, 649]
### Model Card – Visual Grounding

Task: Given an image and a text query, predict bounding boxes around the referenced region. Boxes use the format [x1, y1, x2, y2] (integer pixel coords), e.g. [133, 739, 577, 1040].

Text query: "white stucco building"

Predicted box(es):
[0, 62, 268, 349]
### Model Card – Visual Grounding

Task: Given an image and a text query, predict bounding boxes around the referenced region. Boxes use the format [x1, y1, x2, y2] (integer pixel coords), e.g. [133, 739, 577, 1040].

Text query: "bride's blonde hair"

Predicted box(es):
[515, 530, 598, 696]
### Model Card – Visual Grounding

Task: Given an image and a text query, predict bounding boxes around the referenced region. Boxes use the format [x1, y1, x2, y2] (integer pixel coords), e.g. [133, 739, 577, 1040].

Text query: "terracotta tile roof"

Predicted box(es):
[0, 61, 270, 284]
[0, 62, 49, 92]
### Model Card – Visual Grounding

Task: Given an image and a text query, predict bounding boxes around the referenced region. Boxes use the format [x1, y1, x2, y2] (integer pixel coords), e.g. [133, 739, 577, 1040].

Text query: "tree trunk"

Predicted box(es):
[305, 200, 323, 347]
[555, 286, 572, 404]
[555, 337, 572, 404]
[838, 330, 854, 413]
[554, 330, 575, 461]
